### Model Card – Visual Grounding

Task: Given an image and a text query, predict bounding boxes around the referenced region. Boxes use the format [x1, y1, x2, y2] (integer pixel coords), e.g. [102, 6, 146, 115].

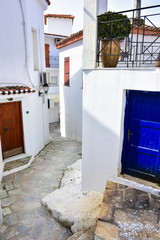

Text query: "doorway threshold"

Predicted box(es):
[4, 153, 27, 163]
[120, 174, 160, 191]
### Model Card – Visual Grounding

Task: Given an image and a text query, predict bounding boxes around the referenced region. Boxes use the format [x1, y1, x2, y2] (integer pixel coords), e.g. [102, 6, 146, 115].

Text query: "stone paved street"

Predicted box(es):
[0, 123, 82, 240]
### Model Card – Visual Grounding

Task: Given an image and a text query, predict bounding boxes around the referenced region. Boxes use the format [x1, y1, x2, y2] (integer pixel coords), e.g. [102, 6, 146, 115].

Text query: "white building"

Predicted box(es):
[44, 14, 74, 123]
[56, 30, 83, 141]
[82, 0, 160, 192]
[0, 0, 50, 163]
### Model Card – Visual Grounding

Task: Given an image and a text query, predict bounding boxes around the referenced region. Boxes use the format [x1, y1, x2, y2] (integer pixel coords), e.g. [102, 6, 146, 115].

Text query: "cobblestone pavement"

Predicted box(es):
[0, 123, 82, 240]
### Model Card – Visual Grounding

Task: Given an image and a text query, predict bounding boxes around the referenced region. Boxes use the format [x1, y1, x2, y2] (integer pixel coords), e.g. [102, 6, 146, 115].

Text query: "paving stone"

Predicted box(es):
[5, 183, 14, 191]
[31, 218, 45, 239]
[3, 213, 18, 226]
[99, 202, 113, 221]
[0, 123, 81, 240]
[10, 201, 25, 212]
[2, 207, 12, 216]
[95, 221, 119, 240]
[0, 189, 8, 199]
[9, 189, 21, 195]
[1, 196, 16, 207]
[0, 224, 7, 233]
[17, 225, 31, 237]
[67, 231, 84, 240]
[103, 189, 123, 208]
[4, 226, 17, 240]
[106, 181, 118, 190]
[124, 188, 150, 209]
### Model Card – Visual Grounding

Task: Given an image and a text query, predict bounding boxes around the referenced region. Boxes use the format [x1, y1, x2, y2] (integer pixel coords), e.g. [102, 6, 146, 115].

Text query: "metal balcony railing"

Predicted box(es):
[97, 5, 160, 68]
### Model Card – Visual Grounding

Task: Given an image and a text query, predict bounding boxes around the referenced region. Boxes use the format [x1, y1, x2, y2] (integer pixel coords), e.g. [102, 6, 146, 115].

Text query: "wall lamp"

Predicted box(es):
[39, 83, 49, 96]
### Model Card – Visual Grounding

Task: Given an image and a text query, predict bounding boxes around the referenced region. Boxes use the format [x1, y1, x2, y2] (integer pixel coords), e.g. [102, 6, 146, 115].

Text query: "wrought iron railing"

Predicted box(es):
[97, 5, 160, 68]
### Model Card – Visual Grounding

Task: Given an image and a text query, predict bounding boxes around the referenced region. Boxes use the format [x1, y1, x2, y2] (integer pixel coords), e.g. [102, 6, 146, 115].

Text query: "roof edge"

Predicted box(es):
[56, 30, 83, 49]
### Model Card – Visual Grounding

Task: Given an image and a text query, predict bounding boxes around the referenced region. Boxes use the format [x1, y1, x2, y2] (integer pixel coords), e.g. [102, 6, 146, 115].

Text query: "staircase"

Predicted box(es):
[67, 227, 95, 240]
[68, 180, 160, 240]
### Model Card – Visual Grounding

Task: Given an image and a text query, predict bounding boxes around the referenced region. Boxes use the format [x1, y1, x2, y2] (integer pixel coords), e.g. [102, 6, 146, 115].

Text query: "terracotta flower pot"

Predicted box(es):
[101, 39, 120, 68]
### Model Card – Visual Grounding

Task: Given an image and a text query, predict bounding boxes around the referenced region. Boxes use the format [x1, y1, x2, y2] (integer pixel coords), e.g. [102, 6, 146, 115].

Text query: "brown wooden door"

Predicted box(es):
[45, 44, 50, 67]
[0, 102, 24, 158]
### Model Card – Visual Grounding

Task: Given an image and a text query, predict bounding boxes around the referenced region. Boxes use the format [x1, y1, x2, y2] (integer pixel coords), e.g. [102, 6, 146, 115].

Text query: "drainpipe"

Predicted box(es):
[0, 137, 3, 224]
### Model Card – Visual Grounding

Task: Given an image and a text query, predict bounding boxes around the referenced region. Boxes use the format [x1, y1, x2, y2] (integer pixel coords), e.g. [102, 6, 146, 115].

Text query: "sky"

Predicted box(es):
[45, 0, 84, 33]
[45, 0, 160, 33]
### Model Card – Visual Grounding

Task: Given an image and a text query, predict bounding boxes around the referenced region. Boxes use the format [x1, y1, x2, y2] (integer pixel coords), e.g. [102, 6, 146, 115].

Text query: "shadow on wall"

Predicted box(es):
[63, 68, 83, 141]
[82, 109, 121, 192]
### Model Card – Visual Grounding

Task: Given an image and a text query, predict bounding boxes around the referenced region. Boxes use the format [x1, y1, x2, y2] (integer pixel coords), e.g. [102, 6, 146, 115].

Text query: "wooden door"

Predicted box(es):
[122, 90, 160, 183]
[45, 44, 50, 67]
[0, 102, 24, 158]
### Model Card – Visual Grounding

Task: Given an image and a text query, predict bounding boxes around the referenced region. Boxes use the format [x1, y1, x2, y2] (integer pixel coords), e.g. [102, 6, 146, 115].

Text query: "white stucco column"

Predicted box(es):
[83, 0, 108, 69]
[83, 0, 98, 69]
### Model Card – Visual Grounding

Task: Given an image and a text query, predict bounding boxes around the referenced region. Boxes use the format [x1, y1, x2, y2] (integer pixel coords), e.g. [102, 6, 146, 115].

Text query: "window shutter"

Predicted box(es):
[45, 44, 50, 68]
[64, 57, 70, 86]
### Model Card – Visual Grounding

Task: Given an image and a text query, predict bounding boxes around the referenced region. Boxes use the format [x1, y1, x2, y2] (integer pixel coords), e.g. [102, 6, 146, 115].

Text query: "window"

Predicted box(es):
[32, 28, 39, 70]
[50, 76, 58, 86]
[64, 57, 70, 86]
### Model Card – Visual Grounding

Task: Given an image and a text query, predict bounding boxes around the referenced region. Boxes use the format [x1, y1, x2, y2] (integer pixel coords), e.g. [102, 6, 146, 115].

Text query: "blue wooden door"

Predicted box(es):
[122, 90, 160, 183]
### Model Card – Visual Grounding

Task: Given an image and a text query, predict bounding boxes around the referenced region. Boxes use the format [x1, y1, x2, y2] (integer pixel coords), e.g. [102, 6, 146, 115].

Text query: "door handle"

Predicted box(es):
[4, 127, 8, 133]
[127, 129, 133, 141]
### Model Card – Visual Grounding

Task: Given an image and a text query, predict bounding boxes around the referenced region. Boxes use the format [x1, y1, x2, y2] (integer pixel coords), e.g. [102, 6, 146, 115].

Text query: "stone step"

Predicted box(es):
[4, 157, 31, 172]
[67, 231, 84, 240]
[77, 227, 95, 240]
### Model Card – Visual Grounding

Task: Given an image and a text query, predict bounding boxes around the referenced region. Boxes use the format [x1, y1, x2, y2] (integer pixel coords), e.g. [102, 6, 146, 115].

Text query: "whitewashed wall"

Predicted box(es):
[59, 40, 83, 141]
[82, 68, 160, 192]
[0, 0, 49, 157]
[45, 17, 73, 36]
[44, 36, 59, 56]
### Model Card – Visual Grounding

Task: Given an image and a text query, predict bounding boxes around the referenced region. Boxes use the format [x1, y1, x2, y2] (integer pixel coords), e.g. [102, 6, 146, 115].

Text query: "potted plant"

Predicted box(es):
[98, 11, 131, 68]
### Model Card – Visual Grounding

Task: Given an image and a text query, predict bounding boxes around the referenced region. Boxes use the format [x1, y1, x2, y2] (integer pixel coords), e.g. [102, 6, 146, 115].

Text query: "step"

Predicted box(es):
[4, 157, 31, 172]
[67, 231, 84, 240]
[77, 227, 95, 240]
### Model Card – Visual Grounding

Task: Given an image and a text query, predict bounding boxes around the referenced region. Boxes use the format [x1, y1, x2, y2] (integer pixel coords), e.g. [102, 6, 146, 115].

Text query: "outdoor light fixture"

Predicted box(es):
[39, 83, 49, 96]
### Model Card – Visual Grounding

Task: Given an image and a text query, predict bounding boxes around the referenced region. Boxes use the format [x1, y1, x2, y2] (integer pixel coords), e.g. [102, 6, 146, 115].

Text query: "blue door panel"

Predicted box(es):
[122, 90, 160, 182]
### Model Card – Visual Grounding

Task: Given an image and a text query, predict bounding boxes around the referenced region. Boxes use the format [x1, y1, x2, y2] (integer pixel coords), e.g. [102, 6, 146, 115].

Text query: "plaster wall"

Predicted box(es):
[0, 0, 49, 157]
[45, 36, 59, 56]
[45, 18, 73, 36]
[59, 40, 83, 141]
[82, 68, 160, 192]
[48, 103, 60, 123]
[0, 93, 49, 157]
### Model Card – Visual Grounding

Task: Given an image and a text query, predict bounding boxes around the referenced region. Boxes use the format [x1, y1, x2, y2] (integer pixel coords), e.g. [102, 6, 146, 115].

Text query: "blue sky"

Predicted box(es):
[45, 0, 160, 33]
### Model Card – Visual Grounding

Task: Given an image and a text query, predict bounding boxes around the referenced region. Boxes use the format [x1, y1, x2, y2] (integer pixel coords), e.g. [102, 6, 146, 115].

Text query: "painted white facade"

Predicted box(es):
[59, 40, 83, 141]
[82, 68, 160, 192]
[82, 0, 160, 192]
[44, 16, 73, 123]
[0, 0, 49, 159]
[45, 17, 73, 36]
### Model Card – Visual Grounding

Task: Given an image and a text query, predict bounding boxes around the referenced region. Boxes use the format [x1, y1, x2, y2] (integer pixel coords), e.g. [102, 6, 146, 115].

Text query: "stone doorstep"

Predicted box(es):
[67, 231, 84, 240]
[94, 180, 160, 240]
[67, 227, 95, 240]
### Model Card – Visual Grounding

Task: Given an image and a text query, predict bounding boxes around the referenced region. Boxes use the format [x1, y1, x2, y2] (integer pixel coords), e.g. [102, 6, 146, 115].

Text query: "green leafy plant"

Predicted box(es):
[98, 11, 131, 40]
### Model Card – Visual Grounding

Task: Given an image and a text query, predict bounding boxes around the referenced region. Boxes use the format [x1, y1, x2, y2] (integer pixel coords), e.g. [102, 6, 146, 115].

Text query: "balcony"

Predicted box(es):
[45, 55, 59, 68]
[97, 5, 160, 68]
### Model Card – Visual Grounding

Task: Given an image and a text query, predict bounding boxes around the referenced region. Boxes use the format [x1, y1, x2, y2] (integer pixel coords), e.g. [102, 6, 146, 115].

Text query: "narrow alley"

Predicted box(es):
[0, 123, 82, 240]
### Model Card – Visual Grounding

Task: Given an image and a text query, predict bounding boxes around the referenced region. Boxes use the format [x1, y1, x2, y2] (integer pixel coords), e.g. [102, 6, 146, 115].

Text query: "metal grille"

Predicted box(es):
[97, 5, 160, 68]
